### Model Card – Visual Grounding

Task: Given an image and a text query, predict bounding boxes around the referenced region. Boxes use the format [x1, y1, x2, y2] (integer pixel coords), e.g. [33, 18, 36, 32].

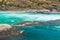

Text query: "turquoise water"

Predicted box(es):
[0, 12, 60, 40]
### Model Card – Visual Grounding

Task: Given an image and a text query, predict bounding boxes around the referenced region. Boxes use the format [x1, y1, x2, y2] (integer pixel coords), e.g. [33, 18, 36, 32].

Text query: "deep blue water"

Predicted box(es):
[0, 12, 60, 40]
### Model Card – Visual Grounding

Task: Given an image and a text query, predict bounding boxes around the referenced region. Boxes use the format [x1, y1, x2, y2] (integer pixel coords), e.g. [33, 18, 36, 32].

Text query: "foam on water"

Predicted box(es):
[0, 12, 60, 40]
[1, 12, 60, 22]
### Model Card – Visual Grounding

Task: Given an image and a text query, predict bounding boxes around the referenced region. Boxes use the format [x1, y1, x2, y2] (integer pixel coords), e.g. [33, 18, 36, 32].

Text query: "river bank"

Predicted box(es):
[0, 6, 60, 14]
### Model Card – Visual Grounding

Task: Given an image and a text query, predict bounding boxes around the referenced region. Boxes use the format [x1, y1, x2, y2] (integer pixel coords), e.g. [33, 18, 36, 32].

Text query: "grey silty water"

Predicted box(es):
[0, 12, 60, 40]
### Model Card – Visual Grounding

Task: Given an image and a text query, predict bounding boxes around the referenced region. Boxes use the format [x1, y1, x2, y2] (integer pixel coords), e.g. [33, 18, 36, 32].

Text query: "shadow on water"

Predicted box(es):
[15, 19, 60, 40]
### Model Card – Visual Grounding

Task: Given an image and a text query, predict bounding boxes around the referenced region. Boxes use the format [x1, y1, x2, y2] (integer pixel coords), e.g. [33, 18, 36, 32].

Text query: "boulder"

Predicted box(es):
[0, 24, 12, 31]
[0, 24, 24, 39]
[13, 21, 40, 27]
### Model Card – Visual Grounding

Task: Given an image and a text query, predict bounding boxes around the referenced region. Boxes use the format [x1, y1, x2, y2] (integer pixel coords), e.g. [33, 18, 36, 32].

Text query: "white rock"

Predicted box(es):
[0, 24, 12, 31]
[20, 30, 24, 34]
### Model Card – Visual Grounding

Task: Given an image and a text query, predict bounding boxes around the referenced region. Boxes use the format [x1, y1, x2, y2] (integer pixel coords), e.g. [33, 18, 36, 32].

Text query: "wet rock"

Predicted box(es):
[14, 19, 60, 27]
[13, 22, 33, 26]
[0, 24, 24, 39]
[13, 21, 41, 27]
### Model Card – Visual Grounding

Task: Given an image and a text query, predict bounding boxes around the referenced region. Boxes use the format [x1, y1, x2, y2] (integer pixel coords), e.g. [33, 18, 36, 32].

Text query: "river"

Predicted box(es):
[0, 12, 60, 40]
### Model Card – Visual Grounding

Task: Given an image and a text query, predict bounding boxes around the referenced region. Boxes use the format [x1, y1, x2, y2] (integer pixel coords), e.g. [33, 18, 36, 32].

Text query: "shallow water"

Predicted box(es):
[0, 12, 60, 40]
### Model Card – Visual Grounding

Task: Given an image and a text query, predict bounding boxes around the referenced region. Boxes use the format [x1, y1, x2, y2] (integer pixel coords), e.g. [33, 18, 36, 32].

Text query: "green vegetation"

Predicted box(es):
[0, 0, 60, 9]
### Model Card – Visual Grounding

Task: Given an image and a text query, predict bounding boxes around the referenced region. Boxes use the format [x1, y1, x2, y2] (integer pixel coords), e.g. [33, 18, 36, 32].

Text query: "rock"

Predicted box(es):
[0, 6, 8, 11]
[20, 30, 24, 34]
[0, 24, 24, 39]
[13, 22, 33, 26]
[0, 24, 12, 31]
[0, 28, 20, 38]
[14, 19, 60, 27]
[13, 21, 41, 27]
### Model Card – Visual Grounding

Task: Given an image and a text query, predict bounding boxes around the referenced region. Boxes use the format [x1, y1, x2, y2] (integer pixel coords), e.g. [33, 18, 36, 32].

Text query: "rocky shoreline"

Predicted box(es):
[0, 24, 24, 39]
[0, 6, 60, 14]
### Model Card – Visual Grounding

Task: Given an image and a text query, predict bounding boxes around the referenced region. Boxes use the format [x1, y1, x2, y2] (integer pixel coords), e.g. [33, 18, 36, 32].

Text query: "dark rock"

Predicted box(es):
[0, 28, 21, 38]
[0, 6, 8, 11]
[13, 19, 60, 27]
[13, 21, 43, 27]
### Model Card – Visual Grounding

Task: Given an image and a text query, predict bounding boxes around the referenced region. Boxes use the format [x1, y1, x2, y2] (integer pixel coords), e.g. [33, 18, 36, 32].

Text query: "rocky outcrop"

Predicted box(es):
[13, 19, 60, 27]
[13, 21, 42, 27]
[0, 24, 24, 39]
[0, 6, 8, 11]
[0, 24, 12, 31]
